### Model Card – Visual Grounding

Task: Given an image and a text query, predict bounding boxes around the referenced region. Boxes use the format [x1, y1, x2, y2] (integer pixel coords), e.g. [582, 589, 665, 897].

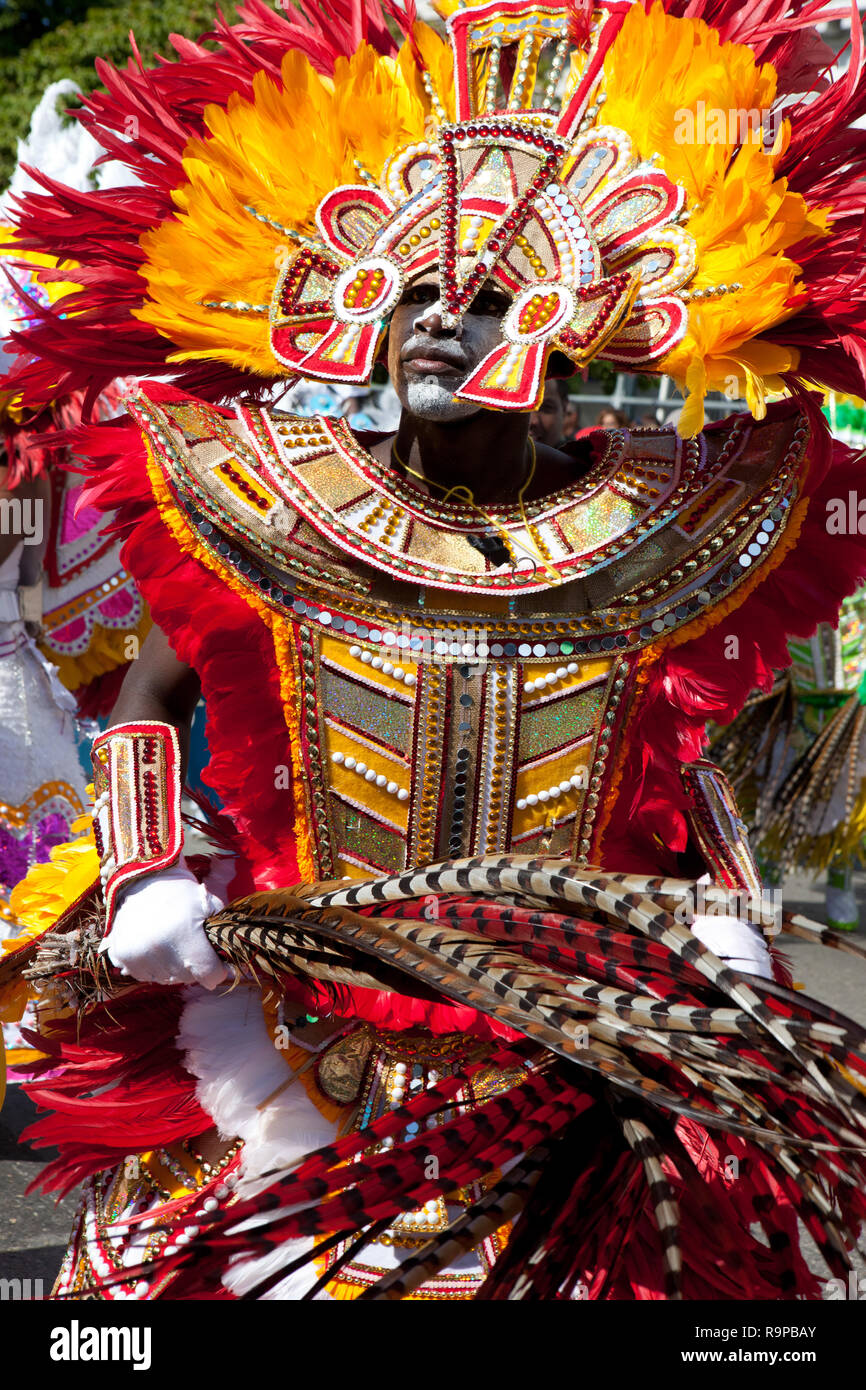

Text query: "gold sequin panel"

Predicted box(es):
[512, 656, 615, 852]
[321, 665, 412, 748]
[298, 630, 623, 875]
[317, 635, 415, 876]
[519, 680, 607, 761]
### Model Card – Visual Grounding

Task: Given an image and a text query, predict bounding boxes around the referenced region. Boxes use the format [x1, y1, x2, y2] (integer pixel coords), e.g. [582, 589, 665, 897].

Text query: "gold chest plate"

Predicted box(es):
[288, 623, 625, 877]
[128, 389, 809, 876]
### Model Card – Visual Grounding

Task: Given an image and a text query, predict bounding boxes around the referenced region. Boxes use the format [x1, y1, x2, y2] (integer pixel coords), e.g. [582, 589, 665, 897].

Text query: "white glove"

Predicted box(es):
[690, 913, 773, 979]
[100, 858, 229, 989]
[688, 875, 773, 980]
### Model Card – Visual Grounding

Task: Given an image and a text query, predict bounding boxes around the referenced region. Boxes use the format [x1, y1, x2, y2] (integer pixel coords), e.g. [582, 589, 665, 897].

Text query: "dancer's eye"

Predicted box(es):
[400, 284, 439, 307]
[469, 288, 510, 318]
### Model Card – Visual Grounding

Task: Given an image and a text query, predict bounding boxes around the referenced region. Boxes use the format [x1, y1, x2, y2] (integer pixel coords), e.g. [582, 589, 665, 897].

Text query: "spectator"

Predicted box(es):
[575, 404, 630, 439]
[341, 392, 377, 431]
[528, 377, 569, 447]
[595, 406, 629, 428]
[562, 395, 580, 440]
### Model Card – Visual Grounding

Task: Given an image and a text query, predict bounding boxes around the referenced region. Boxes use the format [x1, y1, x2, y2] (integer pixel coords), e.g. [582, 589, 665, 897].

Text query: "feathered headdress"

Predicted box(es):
[0, 224, 87, 483]
[5, 0, 866, 432]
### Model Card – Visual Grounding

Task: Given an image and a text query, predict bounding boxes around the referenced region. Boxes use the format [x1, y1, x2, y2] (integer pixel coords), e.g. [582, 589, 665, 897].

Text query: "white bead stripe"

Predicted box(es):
[331, 750, 409, 800]
[348, 644, 417, 686]
[516, 771, 587, 811]
[523, 661, 579, 695]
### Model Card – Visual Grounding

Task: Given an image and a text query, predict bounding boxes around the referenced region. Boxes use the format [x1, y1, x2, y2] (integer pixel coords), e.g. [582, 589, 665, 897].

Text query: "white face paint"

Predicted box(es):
[389, 283, 507, 423]
[415, 296, 446, 326]
[402, 298, 479, 421]
[404, 375, 480, 421]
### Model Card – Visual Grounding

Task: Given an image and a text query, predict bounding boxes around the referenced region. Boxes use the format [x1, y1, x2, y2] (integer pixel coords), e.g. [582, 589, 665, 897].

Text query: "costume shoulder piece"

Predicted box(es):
[90, 381, 850, 889]
[129, 386, 808, 646]
[39, 471, 148, 706]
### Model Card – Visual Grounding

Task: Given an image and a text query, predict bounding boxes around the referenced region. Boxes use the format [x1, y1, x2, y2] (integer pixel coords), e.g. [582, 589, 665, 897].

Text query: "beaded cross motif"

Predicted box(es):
[270, 0, 695, 408]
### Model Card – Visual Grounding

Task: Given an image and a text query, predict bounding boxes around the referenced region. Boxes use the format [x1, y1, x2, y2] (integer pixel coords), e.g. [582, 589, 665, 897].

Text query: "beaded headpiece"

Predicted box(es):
[271, 2, 693, 409]
[6, 0, 865, 435]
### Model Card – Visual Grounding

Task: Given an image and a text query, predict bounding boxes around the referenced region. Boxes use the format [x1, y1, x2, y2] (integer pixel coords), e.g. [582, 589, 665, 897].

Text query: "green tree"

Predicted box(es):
[0, 0, 220, 187]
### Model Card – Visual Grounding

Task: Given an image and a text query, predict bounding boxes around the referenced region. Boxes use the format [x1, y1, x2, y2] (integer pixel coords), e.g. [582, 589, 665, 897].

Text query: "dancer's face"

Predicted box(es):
[387, 271, 509, 422]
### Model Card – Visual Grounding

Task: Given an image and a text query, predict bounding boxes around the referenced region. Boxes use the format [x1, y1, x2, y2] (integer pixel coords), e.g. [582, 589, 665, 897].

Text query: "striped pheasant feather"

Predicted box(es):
[90, 855, 866, 1301]
[355, 1149, 547, 1301]
[209, 890, 862, 1148]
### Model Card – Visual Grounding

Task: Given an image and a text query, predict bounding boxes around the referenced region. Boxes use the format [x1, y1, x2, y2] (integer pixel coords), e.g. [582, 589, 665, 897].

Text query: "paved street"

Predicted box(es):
[1, 869, 865, 1297]
[0, 1084, 77, 1294]
[775, 871, 866, 1028]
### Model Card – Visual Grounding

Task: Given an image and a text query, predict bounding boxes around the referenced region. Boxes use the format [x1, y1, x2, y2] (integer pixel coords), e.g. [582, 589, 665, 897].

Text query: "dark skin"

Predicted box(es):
[370, 273, 576, 503]
[110, 274, 580, 742]
[528, 379, 566, 448]
[110, 625, 201, 762]
[107, 281, 586, 1161]
[106, 626, 212, 1157]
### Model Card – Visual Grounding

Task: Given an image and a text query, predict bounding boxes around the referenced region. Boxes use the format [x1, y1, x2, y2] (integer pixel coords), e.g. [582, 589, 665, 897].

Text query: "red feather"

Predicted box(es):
[23, 987, 212, 1197]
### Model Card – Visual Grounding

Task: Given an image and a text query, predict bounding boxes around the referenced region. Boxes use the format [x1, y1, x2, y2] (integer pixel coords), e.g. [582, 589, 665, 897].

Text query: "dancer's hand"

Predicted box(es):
[688, 874, 773, 979]
[100, 858, 229, 989]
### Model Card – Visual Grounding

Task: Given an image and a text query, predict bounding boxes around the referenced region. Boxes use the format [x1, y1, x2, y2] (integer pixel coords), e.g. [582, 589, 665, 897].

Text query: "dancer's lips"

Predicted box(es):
[402, 345, 467, 375]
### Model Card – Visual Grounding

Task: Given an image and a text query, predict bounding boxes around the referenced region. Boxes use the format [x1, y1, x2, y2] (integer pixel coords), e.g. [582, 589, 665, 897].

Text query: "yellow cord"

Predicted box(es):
[389, 436, 560, 584]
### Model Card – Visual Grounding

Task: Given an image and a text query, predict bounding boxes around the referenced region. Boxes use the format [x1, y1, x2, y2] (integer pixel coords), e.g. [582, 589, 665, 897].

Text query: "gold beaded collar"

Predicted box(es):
[129, 389, 802, 606]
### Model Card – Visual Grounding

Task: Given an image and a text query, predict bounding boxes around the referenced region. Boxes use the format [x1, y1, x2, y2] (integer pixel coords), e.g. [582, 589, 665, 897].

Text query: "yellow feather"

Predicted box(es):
[600, 4, 827, 429]
[138, 34, 449, 376]
[1, 821, 98, 1024]
[135, 3, 831, 419]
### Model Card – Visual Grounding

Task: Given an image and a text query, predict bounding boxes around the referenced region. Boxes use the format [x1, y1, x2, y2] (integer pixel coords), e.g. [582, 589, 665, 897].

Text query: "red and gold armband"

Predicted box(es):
[681, 758, 762, 898]
[91, 721, 184, 929]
